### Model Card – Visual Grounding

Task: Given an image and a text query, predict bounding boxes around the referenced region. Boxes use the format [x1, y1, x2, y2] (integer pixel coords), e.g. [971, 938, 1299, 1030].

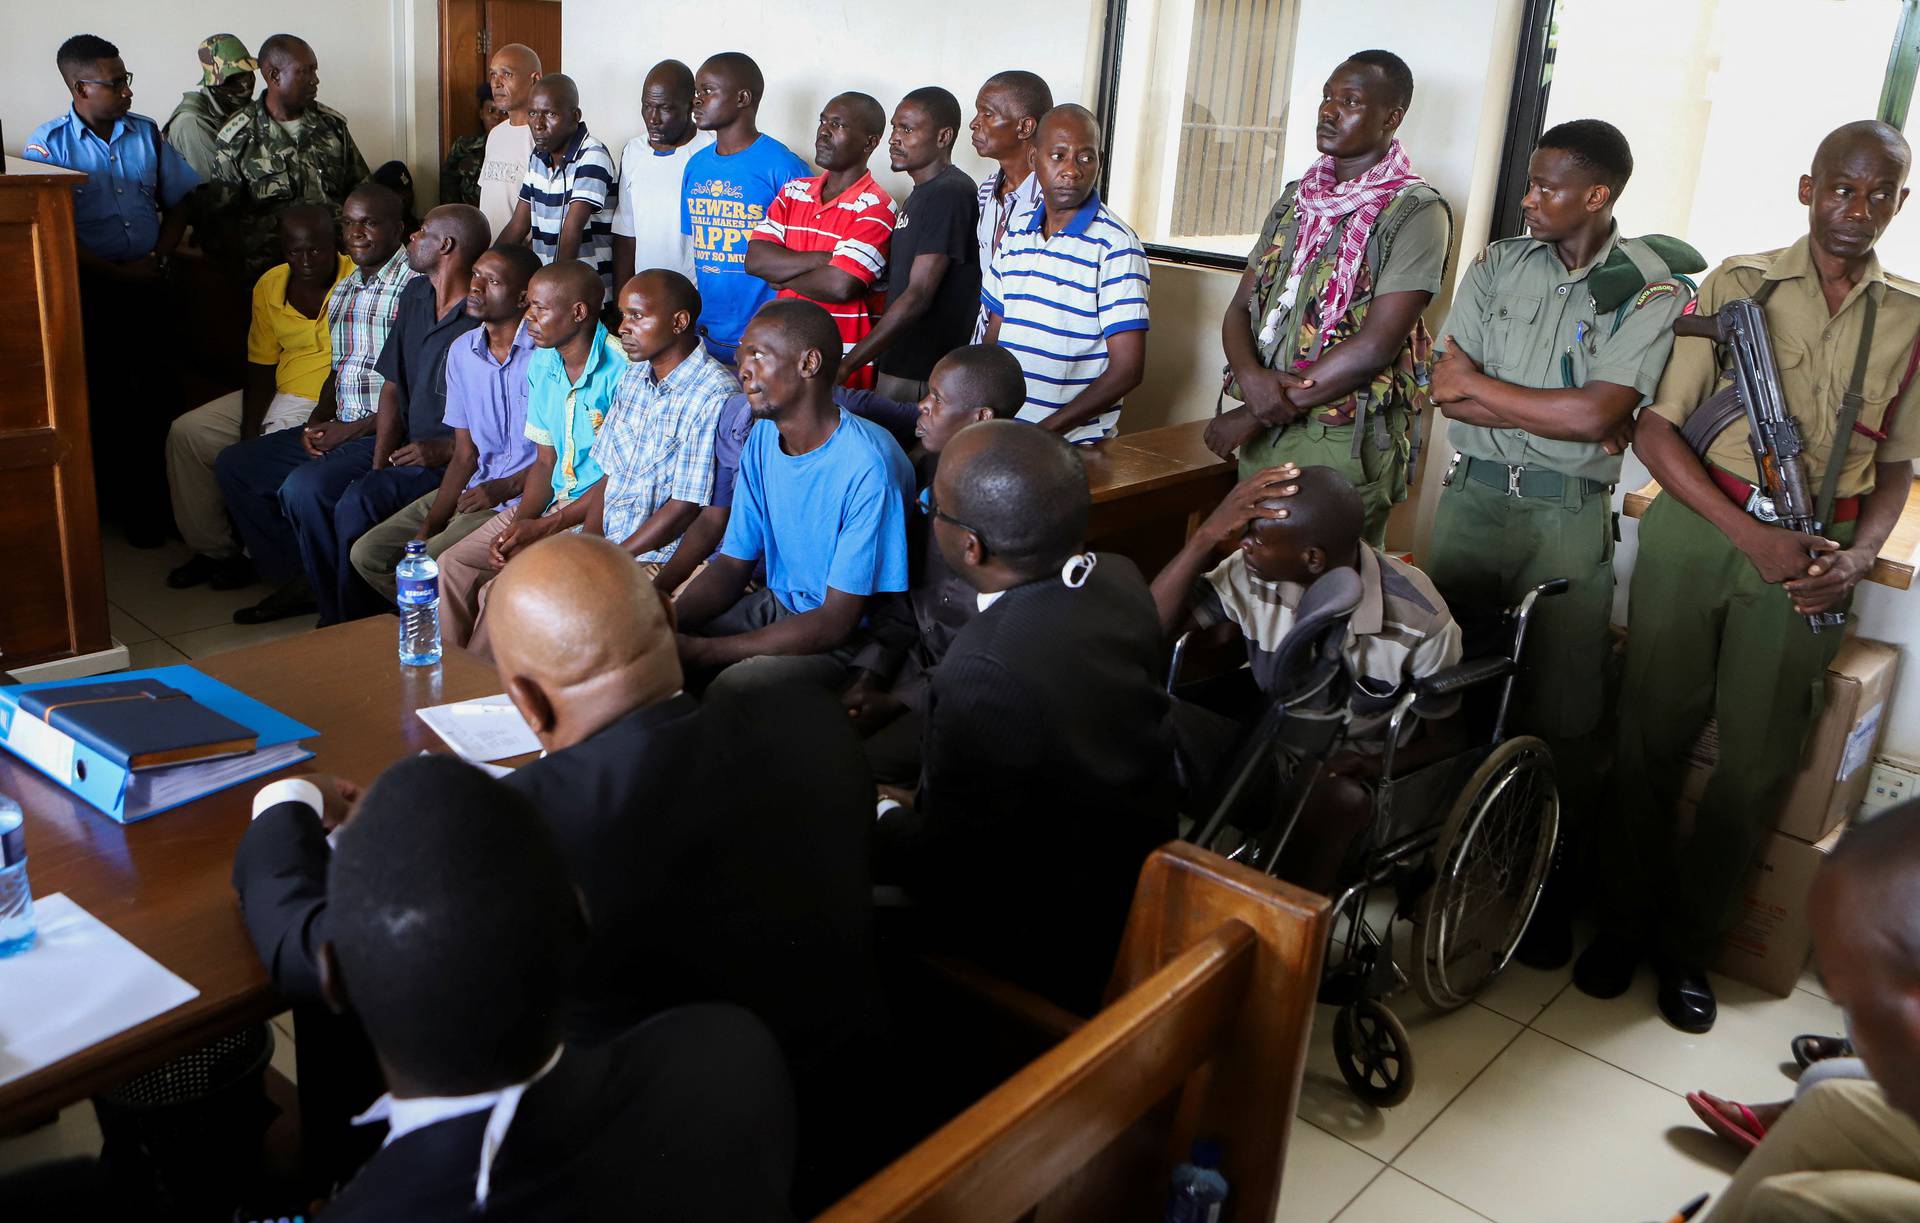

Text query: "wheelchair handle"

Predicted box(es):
[1533, 578, 1570, 598]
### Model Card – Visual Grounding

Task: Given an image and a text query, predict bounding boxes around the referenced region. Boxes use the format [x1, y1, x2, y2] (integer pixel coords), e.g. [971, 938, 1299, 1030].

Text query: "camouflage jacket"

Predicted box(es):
[210, 98, 369, 274]
[440, 134, 486, 207]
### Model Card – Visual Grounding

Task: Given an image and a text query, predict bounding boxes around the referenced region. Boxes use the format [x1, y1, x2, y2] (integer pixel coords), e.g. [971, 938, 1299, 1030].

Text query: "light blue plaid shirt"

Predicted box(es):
[592, 345, 738, 561]
[325, 246, 419, 422]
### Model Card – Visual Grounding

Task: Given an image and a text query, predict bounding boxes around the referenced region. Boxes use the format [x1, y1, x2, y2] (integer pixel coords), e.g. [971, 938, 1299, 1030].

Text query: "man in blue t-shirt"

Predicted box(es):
[680, 52, 810, 364]
[673, 300, 914, 689]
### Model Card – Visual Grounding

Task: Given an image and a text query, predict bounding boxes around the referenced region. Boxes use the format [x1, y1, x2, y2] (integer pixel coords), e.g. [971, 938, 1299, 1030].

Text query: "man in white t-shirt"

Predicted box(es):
[478, 43, 542, 238]
[613, 59, 701, 287]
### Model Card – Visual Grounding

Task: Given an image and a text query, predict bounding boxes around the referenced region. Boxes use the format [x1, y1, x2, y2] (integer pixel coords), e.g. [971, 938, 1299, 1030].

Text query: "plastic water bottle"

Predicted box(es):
[1164, 1139, 1229, 1223]
[0, 795, 35, 957]
[395, 541, 442, 667]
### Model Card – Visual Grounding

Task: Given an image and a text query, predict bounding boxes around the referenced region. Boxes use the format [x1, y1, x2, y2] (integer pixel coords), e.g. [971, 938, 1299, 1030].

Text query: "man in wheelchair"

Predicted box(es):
[1152, 463, 1463, 893]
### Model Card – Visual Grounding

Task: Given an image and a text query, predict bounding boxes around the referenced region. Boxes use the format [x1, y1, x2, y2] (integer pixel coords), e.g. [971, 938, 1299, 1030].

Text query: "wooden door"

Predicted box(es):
[438, 0, 564, 157]
[0, 160, 109, 669]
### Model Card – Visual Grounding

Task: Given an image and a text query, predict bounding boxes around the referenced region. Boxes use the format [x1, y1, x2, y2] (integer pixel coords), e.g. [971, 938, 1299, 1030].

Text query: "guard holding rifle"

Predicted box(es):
[1580, 121, 1920, 1035]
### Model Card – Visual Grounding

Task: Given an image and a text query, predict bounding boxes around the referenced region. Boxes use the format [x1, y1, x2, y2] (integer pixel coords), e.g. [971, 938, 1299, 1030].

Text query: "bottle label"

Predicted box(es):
[1, 824, 23, 869]
[397, 576, 439, 605]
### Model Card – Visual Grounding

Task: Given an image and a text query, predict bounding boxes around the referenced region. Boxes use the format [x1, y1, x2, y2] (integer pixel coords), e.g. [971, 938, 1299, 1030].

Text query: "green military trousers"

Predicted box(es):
[1595, 492, 1853, 965]
[1423, 472, 1615, 741]
[1238, 412, 1409, 550]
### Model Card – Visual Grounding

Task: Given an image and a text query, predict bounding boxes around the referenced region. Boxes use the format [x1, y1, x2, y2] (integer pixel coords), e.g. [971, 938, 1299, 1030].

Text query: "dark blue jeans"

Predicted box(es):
[214, 431, 440, 624]
[332, 465, 444, 621]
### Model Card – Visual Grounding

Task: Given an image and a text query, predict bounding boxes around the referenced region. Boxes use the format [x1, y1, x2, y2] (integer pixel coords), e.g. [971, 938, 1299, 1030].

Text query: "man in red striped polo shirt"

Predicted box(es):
[746, 92, 896, 389]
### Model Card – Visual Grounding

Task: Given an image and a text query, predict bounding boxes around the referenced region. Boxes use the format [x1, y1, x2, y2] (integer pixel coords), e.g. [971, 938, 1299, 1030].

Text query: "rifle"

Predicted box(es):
[1674, 299, 1844, 632]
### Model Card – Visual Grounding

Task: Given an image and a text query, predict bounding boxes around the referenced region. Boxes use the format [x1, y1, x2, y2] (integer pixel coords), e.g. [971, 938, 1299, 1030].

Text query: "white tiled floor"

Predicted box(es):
[96, 529, 321, 670]
[0, 533, 1853, 1220]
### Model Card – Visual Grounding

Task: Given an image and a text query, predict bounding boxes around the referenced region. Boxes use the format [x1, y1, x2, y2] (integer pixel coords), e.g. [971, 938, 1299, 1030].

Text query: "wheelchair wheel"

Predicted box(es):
[1333, 998, 1414, 1108]
[1409, 736, 1559, 1011]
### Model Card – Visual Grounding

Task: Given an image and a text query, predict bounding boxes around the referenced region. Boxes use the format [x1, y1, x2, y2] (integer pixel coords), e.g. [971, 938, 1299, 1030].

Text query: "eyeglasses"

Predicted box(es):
[926, 488, 991, 552]
[78, 74, 134, 91]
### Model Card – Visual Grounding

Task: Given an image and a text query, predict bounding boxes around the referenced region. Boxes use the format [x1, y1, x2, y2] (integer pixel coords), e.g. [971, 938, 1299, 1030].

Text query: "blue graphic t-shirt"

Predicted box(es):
[681, 134, 811, 359]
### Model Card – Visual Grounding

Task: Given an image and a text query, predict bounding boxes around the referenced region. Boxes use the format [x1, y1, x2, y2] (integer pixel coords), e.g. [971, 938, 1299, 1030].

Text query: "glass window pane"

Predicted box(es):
[1108, 0, 1301, 254]
[1541, 0, 1912, 272]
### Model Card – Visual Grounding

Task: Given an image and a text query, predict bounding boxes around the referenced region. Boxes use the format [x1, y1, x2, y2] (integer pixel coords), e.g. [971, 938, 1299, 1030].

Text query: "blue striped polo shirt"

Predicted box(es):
[518, 122, 617, 297]
[981, 192, 1150, 442]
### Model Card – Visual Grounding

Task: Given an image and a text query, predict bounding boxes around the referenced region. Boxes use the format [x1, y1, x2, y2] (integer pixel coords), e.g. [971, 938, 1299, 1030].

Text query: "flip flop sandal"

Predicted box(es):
[1686, 1091, 1766, 1151]
[1791, 1034, 1853, 1069]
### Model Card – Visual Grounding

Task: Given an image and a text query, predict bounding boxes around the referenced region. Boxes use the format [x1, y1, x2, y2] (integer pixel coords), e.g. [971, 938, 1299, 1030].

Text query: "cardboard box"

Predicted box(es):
[1680, 638, 1898, 842]
[1712, 820, 1848, 997]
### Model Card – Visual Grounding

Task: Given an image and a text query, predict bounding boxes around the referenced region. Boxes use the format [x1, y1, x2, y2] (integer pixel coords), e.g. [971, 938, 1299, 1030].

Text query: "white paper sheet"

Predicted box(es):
[416, 695, 542, 763]
[0, 892, 200, 1088]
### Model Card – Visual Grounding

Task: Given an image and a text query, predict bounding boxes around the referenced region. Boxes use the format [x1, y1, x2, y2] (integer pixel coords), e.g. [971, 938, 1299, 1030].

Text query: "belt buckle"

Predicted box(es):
[1442, 452, 1462, 487]
[1505, 465, 1523, 497]
[1745, 489, 1780, 523]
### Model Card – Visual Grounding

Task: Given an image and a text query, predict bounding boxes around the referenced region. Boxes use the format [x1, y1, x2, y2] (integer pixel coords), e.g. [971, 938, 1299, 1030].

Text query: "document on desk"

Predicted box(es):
[417, 695, 541, 763]
[0, 893, 200, 1088]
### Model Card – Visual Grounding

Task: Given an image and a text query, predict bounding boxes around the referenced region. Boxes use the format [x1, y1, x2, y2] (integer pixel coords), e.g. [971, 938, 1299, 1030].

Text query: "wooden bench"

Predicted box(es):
[1084, 421, 1236, 577]
[819, 843, 1331, 1223]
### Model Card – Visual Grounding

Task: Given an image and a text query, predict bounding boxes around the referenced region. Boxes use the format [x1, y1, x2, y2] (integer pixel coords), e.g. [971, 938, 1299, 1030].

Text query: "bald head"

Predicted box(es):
[940, 420, 1088, 578]
[488, 43, 542, 114]
[1252, 466, 1364, 556]
[425, 203, 491, 262]
[701, 52, 764, 102]
[837, 91, 887, 140]
[1037, 103, 1101, 148]
[631, 268, 699, 320]
[932, 345, 1026, 417]
[1813, 119, 1912, 181]
[645, 58, 693, 95]
[346, 182, 403, 225]
[280, 202, 332, 237]
[751, 298, 842, 376]
[257, 33, 310, 71]
[489, 535, 682, 745]
[530, 260, 606, 311]
[531, 72, 580, 113]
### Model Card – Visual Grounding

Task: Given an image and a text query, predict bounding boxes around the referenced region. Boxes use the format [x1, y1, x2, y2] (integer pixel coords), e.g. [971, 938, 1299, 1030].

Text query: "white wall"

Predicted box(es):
[559, 0, 1104, 206]
[0, 0, 439, 198]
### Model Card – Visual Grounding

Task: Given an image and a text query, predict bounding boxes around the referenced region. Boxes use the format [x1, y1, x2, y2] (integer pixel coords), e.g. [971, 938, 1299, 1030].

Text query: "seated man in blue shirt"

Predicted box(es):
[672, 299, 915, 689]
[26, 33, 201, 544]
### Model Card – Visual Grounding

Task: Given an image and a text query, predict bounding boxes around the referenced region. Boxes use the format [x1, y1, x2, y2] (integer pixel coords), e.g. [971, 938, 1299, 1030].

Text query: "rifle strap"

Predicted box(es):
[1815, 292, 1876, 528]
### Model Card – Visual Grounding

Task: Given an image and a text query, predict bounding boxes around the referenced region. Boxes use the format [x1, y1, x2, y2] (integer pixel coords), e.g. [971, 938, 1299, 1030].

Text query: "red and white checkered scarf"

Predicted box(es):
[1289, 139, 1422, 326]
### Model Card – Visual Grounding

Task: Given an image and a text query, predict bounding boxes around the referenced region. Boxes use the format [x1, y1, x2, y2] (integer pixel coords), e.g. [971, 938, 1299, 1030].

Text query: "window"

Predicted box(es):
[1100, 0, 1304, 267]
[1495, 0, 1920, 272]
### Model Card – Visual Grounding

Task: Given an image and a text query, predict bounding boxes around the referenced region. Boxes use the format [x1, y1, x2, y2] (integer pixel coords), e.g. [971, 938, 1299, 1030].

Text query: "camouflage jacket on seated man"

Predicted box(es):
[209, 97, 369, 276]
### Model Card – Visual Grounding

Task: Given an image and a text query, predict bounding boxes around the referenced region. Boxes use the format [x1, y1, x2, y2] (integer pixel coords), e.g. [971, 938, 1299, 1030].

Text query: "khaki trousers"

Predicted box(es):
[166, 390, 315, 557]
[347, 490, 498, 604]
[1704, 1079, 1920, 1222]
[437, 498, 576, 658]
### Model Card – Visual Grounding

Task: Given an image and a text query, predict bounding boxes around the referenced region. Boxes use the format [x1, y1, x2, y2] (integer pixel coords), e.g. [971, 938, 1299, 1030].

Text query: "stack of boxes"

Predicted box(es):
[1682, 638, 1901, 994]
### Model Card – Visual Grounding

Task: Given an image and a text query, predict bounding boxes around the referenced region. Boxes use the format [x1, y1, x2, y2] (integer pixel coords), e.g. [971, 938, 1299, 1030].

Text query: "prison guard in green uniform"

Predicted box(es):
[1228, 182, 1454, 546]
[1596, 237, 1920, 967]
[1426, 228, 1698, 743]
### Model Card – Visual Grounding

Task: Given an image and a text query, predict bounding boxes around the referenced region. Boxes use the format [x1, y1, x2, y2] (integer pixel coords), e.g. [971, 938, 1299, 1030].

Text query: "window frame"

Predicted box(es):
[1094, 0, 1291, 271]
[1489, 0, 1920, 244]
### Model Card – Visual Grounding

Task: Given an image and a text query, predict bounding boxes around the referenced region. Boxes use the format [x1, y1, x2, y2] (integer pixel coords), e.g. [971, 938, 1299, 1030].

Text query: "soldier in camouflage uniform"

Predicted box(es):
[163, 33, 256, 180]
[1207, 50, 1453, 549]
[440, 81, 506, 208]
[210, 33, 368, 278]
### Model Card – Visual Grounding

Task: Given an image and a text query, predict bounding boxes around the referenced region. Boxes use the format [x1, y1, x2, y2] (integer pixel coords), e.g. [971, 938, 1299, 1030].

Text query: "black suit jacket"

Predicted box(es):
[320, 1004, 795, 1222]
[233, 688, 883, 1077]
[881, 553, 1180, 1013]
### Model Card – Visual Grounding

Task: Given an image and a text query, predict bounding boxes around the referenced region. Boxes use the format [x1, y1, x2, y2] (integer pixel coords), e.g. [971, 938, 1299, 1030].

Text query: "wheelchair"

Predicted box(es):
[1170, 568, 1566, 1107]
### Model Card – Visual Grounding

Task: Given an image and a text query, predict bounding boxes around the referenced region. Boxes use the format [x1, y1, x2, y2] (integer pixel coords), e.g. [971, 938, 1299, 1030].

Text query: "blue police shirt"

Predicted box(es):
[23, 109, 201, 261]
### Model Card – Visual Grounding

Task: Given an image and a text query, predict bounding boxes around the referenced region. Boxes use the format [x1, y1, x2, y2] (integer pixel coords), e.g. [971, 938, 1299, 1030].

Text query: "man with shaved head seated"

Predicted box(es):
[438, 259, 630, 655]
[876, 419, 1177, 1014]
[1152, 463, 1461, 892]
[674, 299, 915, 686]
[1587, 120, 1920, 1033]
[235, 531, 880, 1209]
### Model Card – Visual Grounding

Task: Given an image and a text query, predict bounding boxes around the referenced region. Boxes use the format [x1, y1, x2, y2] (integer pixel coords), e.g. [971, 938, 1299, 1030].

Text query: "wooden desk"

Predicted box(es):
[1622, 477, 1920, 590]
[0, 619, 505, 1127]
[1084, 420, 1235, 574]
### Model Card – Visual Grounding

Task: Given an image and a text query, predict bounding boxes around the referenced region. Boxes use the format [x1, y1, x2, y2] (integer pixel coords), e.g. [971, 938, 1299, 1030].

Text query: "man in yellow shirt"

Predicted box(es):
[166, 204, 350, 589]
